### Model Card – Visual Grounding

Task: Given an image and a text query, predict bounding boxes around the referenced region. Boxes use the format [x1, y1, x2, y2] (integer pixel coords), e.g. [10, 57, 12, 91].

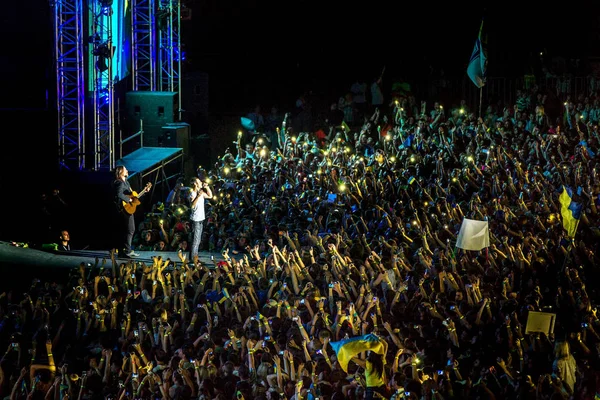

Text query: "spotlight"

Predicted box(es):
[92, 43, 111, 58]
[96, 57, 109, 72]
[93, 43, 112, 72]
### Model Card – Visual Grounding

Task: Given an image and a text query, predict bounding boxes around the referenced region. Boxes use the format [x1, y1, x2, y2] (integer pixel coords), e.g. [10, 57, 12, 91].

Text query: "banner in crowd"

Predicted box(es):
[456, 218, 490, 251]
[330, 333, 388, 372]
[467, 19, 487, 88]
[525, 311, 556, 335]
[559, 186, 582, 238]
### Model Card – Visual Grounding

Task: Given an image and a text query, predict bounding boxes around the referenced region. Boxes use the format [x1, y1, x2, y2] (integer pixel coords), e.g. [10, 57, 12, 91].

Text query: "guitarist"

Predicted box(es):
[112, 165, 140, 258]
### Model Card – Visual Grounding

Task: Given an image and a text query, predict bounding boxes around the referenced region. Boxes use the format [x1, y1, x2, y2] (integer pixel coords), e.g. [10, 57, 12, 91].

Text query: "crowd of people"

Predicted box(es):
[3, 76, 600, 400]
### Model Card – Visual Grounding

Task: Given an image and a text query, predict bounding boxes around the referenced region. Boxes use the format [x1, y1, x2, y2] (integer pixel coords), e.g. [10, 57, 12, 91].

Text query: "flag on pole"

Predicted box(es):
[456, 218, 490, 251]
[340, 121, 351, 132]
[559, 186, 582, 237]
[329, 334, 388, 372]
[467, 19, 487, 88]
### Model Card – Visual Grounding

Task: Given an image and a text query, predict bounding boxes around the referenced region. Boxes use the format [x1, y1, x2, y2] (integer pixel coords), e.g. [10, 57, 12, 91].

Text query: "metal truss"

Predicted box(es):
[90, 0, 115, 171]
[131, 0, 158, 91]
[158, 0, 181, 120]
[54, 0, 86, 170]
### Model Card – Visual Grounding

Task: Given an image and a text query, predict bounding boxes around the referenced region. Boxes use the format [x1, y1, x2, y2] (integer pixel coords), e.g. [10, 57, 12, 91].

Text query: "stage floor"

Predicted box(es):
[0, 242, 227, 270]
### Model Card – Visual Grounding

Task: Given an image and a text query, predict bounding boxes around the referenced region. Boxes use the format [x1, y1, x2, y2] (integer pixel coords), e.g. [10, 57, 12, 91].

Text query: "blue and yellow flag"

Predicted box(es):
[559, 186, 582, 238]
[330, 334, 388, 372]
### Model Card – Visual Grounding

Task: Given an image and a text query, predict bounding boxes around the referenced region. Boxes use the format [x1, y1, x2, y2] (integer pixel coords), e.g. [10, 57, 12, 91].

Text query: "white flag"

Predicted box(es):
[456, 218, 490, 251]
[525, 311, 556, 335]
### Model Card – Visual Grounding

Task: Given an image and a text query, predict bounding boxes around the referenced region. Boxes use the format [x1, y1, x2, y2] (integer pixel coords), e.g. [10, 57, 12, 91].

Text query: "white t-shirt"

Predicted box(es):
[189, 190, 205, 222]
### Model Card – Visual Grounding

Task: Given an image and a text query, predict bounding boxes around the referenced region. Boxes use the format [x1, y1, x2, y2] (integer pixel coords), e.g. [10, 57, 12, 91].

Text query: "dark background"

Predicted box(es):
[0, 0, 598, 246]
[3, 1, 597, 112]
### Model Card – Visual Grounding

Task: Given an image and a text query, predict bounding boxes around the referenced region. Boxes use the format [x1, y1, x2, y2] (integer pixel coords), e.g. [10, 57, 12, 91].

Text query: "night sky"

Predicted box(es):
[184, 0, 598, 113]
[1, 0, 597, 112]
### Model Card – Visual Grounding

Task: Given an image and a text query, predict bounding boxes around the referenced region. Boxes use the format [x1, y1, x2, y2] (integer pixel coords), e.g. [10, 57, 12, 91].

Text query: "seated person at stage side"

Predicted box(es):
[41, 229, 72, 251]
[58, 230, 71, 251]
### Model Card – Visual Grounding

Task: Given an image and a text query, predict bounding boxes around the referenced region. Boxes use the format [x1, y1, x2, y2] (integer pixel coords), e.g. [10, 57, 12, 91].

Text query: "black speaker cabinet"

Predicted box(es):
[161, 123, 191, 154]
[125, 91, 178, 130]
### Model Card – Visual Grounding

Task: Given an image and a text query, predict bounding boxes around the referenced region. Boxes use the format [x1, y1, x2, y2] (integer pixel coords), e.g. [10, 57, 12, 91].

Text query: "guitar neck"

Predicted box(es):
[137, 185, 151, 198]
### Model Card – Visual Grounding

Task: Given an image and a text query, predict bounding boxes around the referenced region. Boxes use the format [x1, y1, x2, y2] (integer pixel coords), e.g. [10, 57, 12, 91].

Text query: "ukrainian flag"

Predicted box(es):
[330, 334, 388, 372]
[408, 176, 417, 185]
[559, 186, 582, 238]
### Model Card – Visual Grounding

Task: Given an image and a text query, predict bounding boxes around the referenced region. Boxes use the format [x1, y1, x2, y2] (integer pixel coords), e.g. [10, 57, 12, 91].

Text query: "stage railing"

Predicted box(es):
[119, 119, 144, 159]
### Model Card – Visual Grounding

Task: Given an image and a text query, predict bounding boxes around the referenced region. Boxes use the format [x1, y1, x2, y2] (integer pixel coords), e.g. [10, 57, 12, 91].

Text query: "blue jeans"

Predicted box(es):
[191, 219, 204, 259]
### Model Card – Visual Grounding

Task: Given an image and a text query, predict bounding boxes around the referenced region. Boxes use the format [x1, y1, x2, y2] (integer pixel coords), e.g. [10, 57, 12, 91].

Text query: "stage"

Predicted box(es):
[0, 241, 226, 270]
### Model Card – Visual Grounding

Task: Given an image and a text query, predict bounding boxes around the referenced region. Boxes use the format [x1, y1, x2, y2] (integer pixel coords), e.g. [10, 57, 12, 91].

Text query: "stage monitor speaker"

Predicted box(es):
[125, 91, 178, 130]
[161, 123, 191, 155]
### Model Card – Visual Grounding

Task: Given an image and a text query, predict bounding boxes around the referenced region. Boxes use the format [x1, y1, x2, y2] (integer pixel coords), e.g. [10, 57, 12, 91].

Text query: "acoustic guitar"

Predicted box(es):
[122, 182, 152, 215]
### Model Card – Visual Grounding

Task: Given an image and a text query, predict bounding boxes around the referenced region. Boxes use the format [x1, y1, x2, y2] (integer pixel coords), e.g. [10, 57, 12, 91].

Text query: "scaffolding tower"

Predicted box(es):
[158, 0, 182, 120]
[54, 0, 86, 171]
[131, 0, 158, 91]
[90, 0, 115, 171]
[53, 0, 183, 172]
